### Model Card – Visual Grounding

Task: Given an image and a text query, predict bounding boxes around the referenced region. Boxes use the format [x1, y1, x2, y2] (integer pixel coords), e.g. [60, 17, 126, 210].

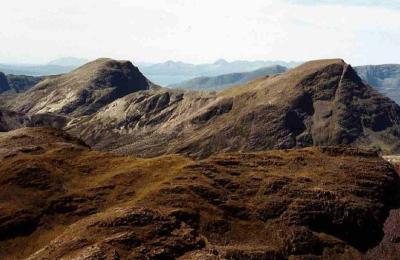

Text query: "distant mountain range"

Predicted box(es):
[355, 65, 400, 104]
[169, 65, 288, 90]
[0, 58, 300, 85]
[140, 59, 301, 85]
[0, 63, 75, 76]
[0, 57, 88, 76]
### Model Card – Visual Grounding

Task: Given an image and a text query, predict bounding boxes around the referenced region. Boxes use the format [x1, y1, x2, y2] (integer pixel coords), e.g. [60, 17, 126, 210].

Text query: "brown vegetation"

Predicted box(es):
[0, 127, 398, 259]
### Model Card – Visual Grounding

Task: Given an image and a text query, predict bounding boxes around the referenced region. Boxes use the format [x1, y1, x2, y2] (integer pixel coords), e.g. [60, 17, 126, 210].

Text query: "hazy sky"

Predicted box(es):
[1, 0, 399, 65]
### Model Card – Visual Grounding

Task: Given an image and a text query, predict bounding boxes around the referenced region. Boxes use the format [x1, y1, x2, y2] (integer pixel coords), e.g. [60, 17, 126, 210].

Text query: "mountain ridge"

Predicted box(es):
[63, 58, 400, 158]
[3, 58, 400, 159]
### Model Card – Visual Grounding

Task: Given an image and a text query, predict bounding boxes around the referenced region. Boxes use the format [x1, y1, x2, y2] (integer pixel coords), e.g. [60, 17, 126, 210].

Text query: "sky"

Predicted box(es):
[1, 0, 399, 65]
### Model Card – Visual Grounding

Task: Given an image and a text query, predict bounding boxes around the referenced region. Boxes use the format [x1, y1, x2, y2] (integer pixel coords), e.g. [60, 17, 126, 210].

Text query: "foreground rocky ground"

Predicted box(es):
[0, 127, 399, 259]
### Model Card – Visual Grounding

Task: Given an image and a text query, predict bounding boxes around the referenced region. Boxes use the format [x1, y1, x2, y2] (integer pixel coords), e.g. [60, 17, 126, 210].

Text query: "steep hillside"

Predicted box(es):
[67, 59, 400, 158]
[355, 64, 400, 104]
[6, 58, 151, 117]
[0, 127, 399, 259]
[169, 65, 288, 91]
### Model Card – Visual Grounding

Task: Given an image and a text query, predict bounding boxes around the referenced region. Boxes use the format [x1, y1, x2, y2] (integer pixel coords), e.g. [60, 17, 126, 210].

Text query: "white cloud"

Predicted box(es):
[0, 0, 399, 65]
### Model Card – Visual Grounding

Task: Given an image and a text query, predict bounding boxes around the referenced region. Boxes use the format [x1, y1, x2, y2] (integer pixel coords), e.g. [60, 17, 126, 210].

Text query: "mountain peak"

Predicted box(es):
[7, 58, 150, 116]
[214, 59, 229, 65]
[292, 58, 346, 73]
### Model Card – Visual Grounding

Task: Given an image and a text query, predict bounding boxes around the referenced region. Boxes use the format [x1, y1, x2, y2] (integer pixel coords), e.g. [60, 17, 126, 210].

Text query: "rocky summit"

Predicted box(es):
[0, 127, 399, 259]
